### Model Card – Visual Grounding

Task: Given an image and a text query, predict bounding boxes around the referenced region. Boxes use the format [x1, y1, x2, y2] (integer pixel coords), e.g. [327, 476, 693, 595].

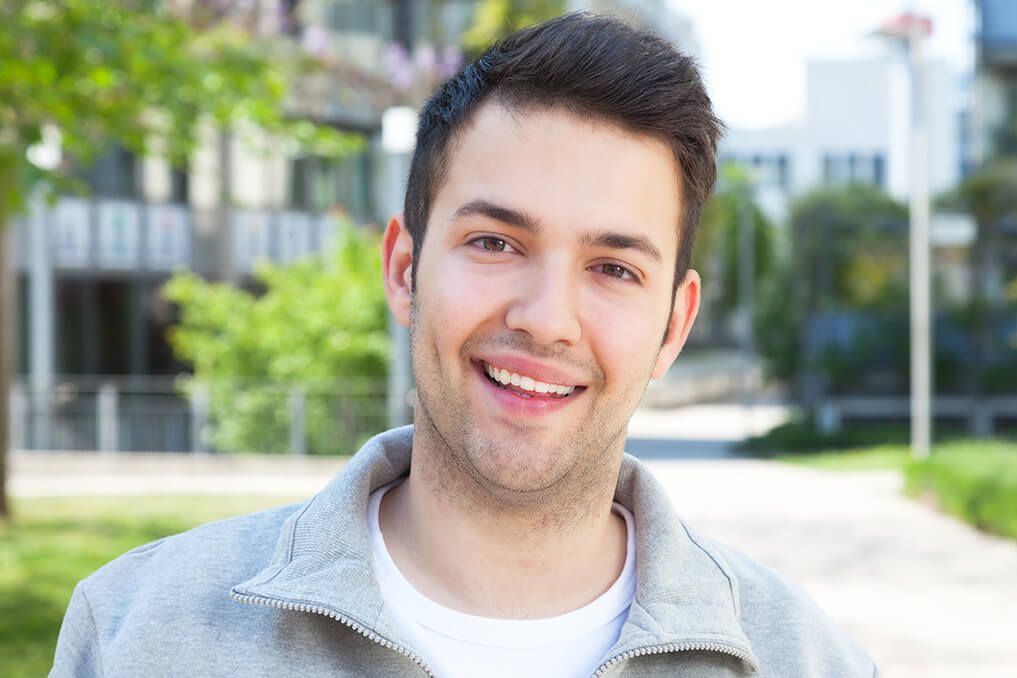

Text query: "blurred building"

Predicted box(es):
[720, 54, 966, 225]
[10, 0, 478, 451]
[969, 0, 1017, 303]
[972, 0, 1017, 164]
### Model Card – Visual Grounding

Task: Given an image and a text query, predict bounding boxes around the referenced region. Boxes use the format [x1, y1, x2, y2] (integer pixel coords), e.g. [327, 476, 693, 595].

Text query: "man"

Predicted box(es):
[52, 13, 877, 677]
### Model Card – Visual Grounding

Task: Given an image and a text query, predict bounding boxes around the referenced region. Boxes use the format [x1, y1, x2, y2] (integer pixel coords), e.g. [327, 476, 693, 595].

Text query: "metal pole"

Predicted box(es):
[738, 183, 756, 357]
[27, 189, 54, 450]
[908, 29, 932, 460]
[737, 182, 756, 418]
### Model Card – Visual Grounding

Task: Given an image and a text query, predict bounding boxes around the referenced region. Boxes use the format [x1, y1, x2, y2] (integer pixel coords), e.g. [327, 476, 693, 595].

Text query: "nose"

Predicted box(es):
[504, 260, 583, 346]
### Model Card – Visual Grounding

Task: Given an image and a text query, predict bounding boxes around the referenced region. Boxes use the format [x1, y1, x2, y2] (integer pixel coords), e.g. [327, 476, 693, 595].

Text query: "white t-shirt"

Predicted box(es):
[367, 482, 636, 678]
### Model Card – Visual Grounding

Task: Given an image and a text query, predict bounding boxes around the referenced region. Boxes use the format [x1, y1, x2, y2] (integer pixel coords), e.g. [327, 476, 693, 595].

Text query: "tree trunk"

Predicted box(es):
[0, 217, 13, 519]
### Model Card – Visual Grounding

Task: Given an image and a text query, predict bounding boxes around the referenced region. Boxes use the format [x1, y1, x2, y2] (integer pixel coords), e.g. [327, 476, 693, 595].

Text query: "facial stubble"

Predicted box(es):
[407, 297, 654, 531]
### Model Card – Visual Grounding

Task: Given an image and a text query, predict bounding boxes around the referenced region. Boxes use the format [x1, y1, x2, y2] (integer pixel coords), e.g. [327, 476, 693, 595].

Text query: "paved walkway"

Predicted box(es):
[10, 403, 1017, 677]
[650, 460, 1017, 678]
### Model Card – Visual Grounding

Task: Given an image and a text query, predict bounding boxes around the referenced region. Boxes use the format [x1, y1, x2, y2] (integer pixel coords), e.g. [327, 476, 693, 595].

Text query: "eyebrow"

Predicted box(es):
[452, 198, 663, 263]
[579, 231, 662, 263]
[452, 199, 543, 233]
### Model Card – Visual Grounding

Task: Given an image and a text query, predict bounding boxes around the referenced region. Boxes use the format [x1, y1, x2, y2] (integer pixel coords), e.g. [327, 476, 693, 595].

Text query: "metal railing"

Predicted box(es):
[9, 376, 388, 455]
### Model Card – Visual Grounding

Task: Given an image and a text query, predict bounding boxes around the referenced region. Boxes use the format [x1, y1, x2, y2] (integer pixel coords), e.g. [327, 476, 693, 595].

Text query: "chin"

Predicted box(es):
[464, 435, 574, 496]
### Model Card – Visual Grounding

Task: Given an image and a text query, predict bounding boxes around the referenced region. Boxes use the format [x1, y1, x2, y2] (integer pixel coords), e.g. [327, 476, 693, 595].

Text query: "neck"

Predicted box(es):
[379, 419, 628, 619]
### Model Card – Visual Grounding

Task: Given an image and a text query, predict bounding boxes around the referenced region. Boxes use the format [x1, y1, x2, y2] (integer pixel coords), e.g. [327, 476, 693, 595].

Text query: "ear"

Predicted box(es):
[382, 212, 414, 327]
[651, 269, 701, 380]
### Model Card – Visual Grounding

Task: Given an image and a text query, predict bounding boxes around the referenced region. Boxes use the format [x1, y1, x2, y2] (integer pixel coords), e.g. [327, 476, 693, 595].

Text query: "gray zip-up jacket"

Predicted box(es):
[51, 426, 878, 677]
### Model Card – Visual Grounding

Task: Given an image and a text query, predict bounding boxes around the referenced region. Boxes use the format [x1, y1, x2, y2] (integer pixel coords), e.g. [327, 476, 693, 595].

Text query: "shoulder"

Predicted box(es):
[52, 502, 307, 677]
[691, 531, 878, 678]
[79, 501, 304, 617]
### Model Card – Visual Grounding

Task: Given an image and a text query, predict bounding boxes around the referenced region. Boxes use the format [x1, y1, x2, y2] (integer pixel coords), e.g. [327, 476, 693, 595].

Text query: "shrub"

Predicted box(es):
[904, 442, 1017, 541]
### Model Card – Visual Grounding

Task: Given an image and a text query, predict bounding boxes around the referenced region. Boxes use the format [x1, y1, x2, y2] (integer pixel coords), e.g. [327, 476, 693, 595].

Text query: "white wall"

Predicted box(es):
[720, 53, 963, 209]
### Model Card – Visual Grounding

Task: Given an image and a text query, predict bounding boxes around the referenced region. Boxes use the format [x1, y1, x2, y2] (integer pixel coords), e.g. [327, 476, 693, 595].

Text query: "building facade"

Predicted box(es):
[721, 53, 966, 225]
[11, 0, 476, 451]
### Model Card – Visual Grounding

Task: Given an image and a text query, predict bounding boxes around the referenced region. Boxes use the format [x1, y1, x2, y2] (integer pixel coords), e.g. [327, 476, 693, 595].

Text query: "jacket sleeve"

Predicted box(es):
[50, 582, 104, 678]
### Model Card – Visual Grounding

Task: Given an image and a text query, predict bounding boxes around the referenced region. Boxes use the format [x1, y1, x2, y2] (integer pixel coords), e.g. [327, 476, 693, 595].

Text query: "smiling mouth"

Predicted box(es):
[480, 361, 584, 399]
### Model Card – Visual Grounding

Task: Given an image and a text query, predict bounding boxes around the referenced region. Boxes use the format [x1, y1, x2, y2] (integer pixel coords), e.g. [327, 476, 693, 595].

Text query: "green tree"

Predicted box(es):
[693, 164, 778, 341]
[754, 184, 908, 390]
[0, 0, 356, 517]
[162, 222, 388, 455]
[461, 0, 565, 56]
[938, 159, 1017, 398]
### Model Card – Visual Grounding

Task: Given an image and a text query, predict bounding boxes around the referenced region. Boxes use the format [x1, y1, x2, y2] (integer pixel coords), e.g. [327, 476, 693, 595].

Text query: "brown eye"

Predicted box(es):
[470, 236, 517, 253]
[482, 238, 508, 252]
[600, 263, 631, 279]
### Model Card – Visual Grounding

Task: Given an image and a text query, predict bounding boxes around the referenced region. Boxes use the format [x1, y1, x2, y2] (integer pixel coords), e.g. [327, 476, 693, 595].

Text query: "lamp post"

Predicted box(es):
[875, 13, 934, 460]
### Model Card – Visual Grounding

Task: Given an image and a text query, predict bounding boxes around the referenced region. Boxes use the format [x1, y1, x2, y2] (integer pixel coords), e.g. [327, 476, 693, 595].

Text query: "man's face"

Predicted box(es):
[383, 102, 699, 500]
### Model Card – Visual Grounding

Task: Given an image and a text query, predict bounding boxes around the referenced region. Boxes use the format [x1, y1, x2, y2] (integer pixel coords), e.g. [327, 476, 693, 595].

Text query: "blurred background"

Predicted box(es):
[1, 1, 1016, 676]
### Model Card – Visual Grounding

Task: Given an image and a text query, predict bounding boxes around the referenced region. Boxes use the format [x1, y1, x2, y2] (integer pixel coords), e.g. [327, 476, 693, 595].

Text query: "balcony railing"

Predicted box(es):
[15, 197, 349, 278]
[9, 376, 388, 455]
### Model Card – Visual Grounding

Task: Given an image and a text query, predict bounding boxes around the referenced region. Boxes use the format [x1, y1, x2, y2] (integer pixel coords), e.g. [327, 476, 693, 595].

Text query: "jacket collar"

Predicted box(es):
[233, 426, 759, 672]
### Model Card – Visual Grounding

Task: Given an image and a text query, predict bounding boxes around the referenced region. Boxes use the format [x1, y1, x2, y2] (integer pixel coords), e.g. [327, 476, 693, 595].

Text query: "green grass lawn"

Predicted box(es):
[0, 495, 300, 678]
[904, 440, 1017, 541]
[772, 444, 913, 471]
[740, 419, 1017, 541]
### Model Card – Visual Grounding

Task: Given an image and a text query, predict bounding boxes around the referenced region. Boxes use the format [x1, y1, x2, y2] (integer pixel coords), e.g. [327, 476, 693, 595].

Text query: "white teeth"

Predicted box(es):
[484, 362, 577, 397]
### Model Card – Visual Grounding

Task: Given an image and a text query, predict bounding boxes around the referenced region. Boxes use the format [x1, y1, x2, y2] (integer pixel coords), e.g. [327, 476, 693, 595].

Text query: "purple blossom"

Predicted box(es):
[414, 45, 437, 73]
[302, 24, 329, 56]
[440, 45, 464, 79]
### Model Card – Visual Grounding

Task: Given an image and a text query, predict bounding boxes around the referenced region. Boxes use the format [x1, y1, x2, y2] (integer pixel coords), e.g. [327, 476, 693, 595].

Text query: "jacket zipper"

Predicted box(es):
[592, 639, 759, 676]
[233, 590, 757, 677]
[231, 591, 436, 677]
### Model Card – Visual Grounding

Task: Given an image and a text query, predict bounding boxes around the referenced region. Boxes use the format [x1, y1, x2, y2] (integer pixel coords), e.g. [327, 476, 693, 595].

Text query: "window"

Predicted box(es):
[288, 150, 373, 220]
[80, 145, 138, 198]
[822, 152, 884, 188]
[721, 153, 791, 191]
[327, 0, 385, 33]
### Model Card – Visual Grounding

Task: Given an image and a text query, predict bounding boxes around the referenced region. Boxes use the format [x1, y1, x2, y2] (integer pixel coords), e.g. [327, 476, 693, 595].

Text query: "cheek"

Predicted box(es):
[416, 256, 511, 346]
[580, 288, 670, 375]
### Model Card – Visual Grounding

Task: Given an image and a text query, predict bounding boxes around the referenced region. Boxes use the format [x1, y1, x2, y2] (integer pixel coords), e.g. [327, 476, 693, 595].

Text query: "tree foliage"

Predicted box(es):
[693, 164, 778, 313]
[789, 184, 909, 313]
[754, 184, 909, 385]
[0, 0, 358, 516]
[461, 0, 565, 56]
[937, 158, 1017, 396]
[162, 223, 389, 455]
[0, 0, 356, 215]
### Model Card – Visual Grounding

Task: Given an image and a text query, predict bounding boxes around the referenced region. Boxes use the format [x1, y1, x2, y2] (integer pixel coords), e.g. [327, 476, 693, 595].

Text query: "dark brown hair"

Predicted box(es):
[404, 12, 723, 291]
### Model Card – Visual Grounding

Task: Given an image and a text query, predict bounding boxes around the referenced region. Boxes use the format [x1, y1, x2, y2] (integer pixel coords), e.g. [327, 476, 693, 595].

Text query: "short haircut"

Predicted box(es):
[404, 11, 723, 292]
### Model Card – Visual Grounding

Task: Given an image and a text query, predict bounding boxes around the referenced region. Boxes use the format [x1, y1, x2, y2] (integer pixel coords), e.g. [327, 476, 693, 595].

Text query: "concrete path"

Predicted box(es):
[626, 401, 792, 459]
[649, 460, 1017, 678]
[10, 403, 1017, 677]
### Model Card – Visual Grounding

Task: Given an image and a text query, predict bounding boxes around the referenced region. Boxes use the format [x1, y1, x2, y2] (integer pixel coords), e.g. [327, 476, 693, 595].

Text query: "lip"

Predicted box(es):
[473, 353, 587, 388]
[472, 360, 584, 418]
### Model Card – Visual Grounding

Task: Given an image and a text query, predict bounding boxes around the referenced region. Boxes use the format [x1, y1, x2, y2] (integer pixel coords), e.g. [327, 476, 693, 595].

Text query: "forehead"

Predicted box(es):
[432, 101, 682, 252]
